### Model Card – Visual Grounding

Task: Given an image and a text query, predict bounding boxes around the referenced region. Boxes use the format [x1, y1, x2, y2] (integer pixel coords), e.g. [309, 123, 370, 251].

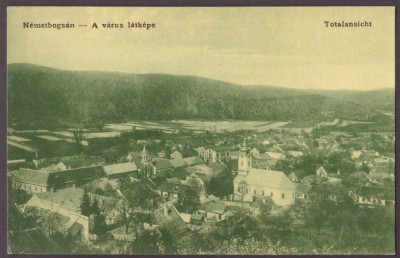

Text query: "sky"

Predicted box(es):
[7, 7, 395, 90]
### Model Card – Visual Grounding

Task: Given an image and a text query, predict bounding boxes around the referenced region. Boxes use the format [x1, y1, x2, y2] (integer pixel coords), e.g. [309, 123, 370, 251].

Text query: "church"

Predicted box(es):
[233, 140, 296, 207]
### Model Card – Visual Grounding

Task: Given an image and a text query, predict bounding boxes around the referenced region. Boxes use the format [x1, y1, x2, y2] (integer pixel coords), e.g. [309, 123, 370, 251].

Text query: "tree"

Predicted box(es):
[206, 171, 234, 198]
[158, 227, 177, 254]
[72, 128, 85, 154]
[342, 171, 369, 190]
[131, 229, 161, 254]
[179, 187, 198, 211]
[92, 213, 107, 252]
[104, 182, 115, 197]
[116, 202, 131, 234]
[80, 188, 91, 217]
[90, 198, 101, 216]
[130, 211, 150, 230]
[125, 181, 155, 208]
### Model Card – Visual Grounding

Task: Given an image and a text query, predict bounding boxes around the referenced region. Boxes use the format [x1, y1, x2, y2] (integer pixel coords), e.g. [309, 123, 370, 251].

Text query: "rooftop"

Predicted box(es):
[103, 162, 138, 176]
[183, 156, 204, 166]
[358, 186, 394, 201]
[234, 168, 296, 190]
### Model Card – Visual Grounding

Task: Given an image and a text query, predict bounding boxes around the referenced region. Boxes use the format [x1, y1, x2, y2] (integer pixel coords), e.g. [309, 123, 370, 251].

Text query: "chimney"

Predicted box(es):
[72, 184, 76, 188]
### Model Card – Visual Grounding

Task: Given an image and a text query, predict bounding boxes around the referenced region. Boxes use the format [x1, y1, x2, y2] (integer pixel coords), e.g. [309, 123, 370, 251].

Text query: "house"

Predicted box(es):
[170, 151, 183, 159]
[185, 165, 214, 184]
[301, 174, 328, 185]
[155, 181, 202, 202]
[166, 177, 182, 185]
[249, 148, 260, 157]
[102, 162, 138, 179]
[190, 213, 204, 225]
[88, 194, 127, 225]
[155, 181, 181, 199]
[316, 166, 328, 179]
[288, 151, 304, 158]
[350, 186, 394, 207]
[207, 162, 227, 174]
[157, 151, 167, 158]
[169, 157, 187, 169]
[23, 187, 127, 238]
[196, 201, 227, 222]
[263, 152, 286, 161]
[288, 172, 298, 182]
[351, 150, 363, 160]
[57, 156, 105, 170]
[367, 172, 394, 187]
[12, 166, 104, 193]
[203, 146, 231, 163]
[229, 150, 240, 159]
[166, 167, 188, 180]
[294, 183, 312, 201]
[185, 173, 205, 188]
[233, 140, 296, 207]
[374, 156, 392, 164]
[252, 151, 285, 169]
[195, 147, 206, 159]
[80, 177, 121, 192]
[315, 139, 328, 149]
[262, 140, 271, 145]
[183, 156, 205, 167]
[154, 204, 187, 235]
[33, 156, 105, 170]
[23, 187, 91, 239]
[152, 158, 174, 176]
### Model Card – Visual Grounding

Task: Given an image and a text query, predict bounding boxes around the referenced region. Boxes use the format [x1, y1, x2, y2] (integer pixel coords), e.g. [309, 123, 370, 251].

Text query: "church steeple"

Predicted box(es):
[140, 145, 152, 178]
[141, 145, 148, 165]
[238, 139, 252, 176]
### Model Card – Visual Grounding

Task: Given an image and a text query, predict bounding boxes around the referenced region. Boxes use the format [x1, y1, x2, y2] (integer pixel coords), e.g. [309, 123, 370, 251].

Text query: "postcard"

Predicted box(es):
[6, 6, 395, 255]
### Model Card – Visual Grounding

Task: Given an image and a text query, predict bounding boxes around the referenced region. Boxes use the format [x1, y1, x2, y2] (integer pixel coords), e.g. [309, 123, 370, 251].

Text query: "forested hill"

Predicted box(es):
[7, 63, 387, 124]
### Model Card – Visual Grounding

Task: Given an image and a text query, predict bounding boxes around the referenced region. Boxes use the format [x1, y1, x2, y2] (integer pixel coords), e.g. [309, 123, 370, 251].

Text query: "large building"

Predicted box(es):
[12, 165, 104, 193]
[203, 146, 231, 164]
[233, 140, 296, 207]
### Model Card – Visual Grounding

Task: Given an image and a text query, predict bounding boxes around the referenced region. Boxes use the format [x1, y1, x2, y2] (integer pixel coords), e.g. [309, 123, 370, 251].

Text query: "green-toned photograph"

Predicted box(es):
[7, 6, 395, 255]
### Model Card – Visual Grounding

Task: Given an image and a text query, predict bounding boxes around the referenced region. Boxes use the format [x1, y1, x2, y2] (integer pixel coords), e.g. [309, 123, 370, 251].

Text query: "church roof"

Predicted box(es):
[234, 169, 296, 190]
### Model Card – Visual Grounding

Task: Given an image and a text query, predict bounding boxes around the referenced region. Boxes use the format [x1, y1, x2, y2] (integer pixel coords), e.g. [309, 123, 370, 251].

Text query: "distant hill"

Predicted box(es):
[341, 88, 394, 112]
[7, 63, 391, 125]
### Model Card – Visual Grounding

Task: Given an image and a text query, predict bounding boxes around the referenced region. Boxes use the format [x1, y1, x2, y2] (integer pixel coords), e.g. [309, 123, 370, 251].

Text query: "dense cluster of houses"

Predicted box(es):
[8, 127, 394, 242]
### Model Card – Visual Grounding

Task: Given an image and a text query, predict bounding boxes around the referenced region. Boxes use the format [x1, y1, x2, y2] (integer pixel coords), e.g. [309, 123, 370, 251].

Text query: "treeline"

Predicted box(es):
[8, 63, 346, 124]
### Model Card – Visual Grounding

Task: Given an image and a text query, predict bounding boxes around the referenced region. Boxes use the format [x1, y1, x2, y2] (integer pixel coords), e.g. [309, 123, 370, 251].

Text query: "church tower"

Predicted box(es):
[140, 145, 151, 178]
[141, 145, 148, 165]
[238, 139, 252, 176]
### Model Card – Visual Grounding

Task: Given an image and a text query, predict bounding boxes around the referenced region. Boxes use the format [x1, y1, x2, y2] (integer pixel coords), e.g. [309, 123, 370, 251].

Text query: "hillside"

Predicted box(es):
[342, 88, 395, 112]
[7, 63, 388, 125]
